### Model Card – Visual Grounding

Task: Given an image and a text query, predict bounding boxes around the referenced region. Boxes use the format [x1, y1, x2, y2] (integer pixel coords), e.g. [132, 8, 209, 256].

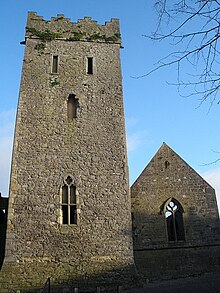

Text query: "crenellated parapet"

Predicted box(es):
[26, 12, 121, 44]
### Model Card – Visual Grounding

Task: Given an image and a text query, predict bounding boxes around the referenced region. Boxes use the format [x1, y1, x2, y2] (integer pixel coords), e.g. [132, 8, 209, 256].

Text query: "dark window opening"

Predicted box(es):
[62, 205, 68, 225]
[70, 185, 76, 204]
[67, 94, 79, 121]
[87, 57, 93, 74]
[62, 185, 68, 204]
[165, 199, 185, 242]
[165, 161, 170, 169]
[61, 176, 77, 225]
[70, 206, 77, 225]
[52, 55, 58, 73]
[66, 176, 72, 185]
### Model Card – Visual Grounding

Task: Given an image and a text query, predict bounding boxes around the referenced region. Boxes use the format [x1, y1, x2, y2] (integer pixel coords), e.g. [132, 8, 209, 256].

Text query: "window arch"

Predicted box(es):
[61, 176, 77, 225]
[164, 198, 185, 242]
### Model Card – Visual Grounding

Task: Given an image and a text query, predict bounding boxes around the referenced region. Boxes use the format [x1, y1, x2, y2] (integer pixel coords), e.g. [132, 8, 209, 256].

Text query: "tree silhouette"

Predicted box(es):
[144, 0, 220, 105]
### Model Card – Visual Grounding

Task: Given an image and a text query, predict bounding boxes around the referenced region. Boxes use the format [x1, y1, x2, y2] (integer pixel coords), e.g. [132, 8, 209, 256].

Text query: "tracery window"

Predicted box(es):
[165, 198, 185, 242]
[61, 176, 77, 225]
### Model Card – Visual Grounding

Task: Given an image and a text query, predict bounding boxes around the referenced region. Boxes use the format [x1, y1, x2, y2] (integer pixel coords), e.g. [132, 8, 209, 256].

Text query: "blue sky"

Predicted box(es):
[0, 0, 220, 211]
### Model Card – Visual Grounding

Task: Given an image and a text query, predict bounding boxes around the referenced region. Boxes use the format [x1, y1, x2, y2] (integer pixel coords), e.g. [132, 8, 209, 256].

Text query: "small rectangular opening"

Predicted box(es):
[87, 57, 93, 74]
[52, 55, 58, 73]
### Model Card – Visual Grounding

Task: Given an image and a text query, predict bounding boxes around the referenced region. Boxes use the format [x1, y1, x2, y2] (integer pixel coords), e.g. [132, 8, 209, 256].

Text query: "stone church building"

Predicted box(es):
[131, 142, 220, 281]
[0, 12, 219, 292]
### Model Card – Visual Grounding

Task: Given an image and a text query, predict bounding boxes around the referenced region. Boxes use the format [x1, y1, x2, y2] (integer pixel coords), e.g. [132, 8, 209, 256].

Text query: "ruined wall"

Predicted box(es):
[131, 143, 220, 280]
[0, 12, 134, 292]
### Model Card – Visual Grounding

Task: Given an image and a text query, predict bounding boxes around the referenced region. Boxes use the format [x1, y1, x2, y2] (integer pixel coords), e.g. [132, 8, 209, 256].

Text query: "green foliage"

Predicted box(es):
[87, 33, 103, 41]
[104, 33, 121, 42]
[27, 27, 61, 41]
[34, 43, 46, 51]
[71, 32, 121, 42]
[88, 32, 121, 42]
[67, 31, 86, 41]
[27, 26, 121, 43]
[50, 79, 60, 87]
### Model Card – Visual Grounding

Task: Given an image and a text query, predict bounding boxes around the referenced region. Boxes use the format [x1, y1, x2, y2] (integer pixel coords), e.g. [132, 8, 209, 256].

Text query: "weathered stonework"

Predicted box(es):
[131, 143, 220, 280]
[1, 12, 220, 292]
[0, 12, 134, 292]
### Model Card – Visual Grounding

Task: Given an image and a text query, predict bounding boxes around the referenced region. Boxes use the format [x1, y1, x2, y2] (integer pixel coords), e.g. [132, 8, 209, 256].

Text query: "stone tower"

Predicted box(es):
[0, 12, 134, 292]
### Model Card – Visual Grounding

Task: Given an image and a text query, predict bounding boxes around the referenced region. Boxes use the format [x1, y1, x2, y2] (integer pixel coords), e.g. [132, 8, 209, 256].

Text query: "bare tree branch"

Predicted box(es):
[142, 0, 220, 105]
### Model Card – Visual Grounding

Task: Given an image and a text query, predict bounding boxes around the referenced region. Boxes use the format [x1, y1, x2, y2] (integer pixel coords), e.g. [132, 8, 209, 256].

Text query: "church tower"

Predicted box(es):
[0, 12, 134, 292]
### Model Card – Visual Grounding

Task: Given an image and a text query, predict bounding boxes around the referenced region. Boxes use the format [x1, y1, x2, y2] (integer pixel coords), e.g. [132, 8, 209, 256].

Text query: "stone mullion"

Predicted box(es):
[68, 185, 71, 225]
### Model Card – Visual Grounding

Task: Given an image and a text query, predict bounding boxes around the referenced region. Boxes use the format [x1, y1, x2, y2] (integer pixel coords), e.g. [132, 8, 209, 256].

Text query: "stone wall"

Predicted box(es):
[134, 244, 220, 281]
[131, 143, 220, 280]
[0, 12, 134, 292]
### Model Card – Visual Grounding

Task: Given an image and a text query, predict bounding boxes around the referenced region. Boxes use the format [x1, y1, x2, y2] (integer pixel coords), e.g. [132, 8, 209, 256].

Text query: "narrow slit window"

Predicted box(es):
[67, 94, 79, 121]
[165, 161, 170, 169]
[87, 57, 93, 74]
[52, 55, 59, 73]
[61, 177, 77, 225]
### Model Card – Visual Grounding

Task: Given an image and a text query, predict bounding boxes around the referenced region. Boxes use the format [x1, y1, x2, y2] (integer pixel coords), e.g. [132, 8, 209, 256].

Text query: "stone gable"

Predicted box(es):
[131, 143, 220, 280]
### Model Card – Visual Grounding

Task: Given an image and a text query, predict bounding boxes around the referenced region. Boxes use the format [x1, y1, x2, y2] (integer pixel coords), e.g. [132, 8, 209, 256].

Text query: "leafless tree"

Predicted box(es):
[143, 0, 220, 106]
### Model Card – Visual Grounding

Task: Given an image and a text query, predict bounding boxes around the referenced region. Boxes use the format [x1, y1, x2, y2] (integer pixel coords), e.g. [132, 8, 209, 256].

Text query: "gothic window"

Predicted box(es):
[52, 55, 59, 73]
[165, 198, 185, 242]
[67, 94, 79, 121]
[61, 176, 77, 225]
[87, 57, 93, 74]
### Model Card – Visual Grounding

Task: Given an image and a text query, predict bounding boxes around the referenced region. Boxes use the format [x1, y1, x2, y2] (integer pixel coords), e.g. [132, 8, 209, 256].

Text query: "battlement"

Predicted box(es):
[26, 12, 121, 44]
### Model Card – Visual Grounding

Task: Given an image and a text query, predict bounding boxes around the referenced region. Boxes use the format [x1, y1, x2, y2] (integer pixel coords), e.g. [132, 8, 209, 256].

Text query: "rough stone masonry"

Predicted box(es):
[0, 12, 135, 292]
[0, 12, 220, 293]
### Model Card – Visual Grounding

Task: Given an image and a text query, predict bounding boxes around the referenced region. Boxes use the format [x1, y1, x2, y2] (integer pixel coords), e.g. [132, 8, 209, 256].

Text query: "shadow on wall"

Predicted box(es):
[16, 264, 137, 293]
[0, 194, 8, 269]
[0, 198, 138, 292]
[0, 257, 138, 292]
[132, 204, 220, 250]
[1, 203, 220, 291]
[132, 210, 220, 281]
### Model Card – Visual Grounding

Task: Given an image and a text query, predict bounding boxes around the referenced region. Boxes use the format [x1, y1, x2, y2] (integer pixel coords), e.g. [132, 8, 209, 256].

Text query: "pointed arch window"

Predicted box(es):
[164, 198, 185, 242]
[61, 176, 77, 225]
